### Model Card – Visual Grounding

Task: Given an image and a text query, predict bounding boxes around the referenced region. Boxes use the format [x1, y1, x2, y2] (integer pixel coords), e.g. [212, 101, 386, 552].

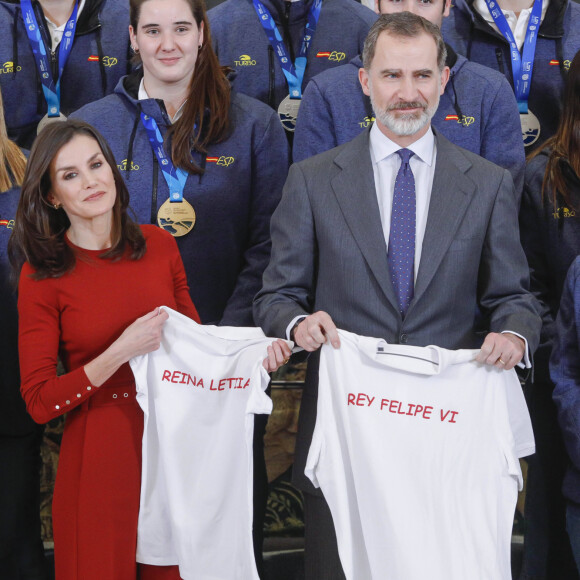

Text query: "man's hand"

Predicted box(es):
[294, 311, 341, 352]
[475, 332, 525, 370]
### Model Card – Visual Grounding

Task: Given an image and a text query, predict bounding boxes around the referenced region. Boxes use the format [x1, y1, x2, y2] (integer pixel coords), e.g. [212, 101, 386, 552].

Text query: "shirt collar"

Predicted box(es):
[369, 122, 435, 167]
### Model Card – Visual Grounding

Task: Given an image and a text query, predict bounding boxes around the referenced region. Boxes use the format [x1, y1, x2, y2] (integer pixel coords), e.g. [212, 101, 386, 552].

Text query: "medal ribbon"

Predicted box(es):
[484, 0, 542, 113]
[252, 0, 322, 99]
[140, 113, 188, 203]
[20, 0, 79, 117]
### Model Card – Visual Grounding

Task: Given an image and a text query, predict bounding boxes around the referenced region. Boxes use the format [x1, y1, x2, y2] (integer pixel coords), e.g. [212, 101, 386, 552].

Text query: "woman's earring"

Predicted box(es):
[53, 203, 61, 210]
[131, 45, 139, 54]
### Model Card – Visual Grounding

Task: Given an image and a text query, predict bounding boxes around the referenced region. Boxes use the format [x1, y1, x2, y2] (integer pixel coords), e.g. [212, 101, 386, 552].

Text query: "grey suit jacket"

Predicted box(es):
[254, 127, 541, 492]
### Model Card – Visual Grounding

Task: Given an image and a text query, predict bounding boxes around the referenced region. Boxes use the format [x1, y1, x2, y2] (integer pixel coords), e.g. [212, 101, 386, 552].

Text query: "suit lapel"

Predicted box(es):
[411, 132, 476, 308]
[330, 130, 399, 313]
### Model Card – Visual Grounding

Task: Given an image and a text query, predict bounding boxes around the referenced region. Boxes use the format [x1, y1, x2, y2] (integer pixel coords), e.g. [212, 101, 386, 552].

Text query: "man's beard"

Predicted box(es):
[371, 92, 439, 137]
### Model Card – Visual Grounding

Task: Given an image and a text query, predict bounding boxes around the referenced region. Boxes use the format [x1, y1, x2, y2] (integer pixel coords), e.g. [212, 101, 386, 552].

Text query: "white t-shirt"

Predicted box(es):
[305, 329, 534, 580]
[130, 307, 277, 580]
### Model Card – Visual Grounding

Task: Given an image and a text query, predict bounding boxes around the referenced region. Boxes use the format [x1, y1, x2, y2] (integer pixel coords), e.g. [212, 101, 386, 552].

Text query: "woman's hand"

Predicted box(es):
[85, 308, 169, 387]
[263, 338, 293, 373]
[114, 307, 169, 361]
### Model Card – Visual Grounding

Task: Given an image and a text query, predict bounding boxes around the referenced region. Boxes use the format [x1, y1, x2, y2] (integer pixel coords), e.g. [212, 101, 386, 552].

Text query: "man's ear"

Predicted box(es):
[359, 67, 371, 97]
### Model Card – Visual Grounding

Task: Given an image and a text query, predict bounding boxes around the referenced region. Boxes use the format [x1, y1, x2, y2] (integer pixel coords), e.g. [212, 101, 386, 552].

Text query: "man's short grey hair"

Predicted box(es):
[362, 12, 447, 72]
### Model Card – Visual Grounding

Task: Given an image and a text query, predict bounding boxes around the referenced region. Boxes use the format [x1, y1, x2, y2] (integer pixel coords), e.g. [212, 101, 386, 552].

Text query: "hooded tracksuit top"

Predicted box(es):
[208, 0, 377, 110]
[72, 71, 289, 327]
[441, 0, 580, 149]
[293, 48, 525, 195]
[0, 0, 131, 149]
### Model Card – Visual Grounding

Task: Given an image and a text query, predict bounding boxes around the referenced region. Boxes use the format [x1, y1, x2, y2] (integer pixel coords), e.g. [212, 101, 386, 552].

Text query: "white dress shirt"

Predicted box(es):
[473, 0, 549, 51]
[369, 122, 436, 281]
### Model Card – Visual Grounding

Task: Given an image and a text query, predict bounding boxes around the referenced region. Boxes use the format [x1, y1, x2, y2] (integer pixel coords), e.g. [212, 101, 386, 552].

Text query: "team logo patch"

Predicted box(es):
[358, 115, 375, 128]
[445, 114, 475, 127]
[553, 206, 576, 219]
[316, 51, 346, 62]
[88, 55, 118, 67]
[118, 159, 140, 171]
[0, 218, 15, 229]
[0, 61, 22, 74]
[549, 59, 571, 70]
[234, 54, 257, 67]
[207, 156, 235, 167]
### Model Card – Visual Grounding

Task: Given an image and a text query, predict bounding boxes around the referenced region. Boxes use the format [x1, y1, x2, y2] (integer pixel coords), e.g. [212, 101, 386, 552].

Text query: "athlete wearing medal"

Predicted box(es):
[442, 0, 580, 150]
[208, 0, 377, 119]
[0, 0, 131, 149]
[252, 0, 321, 131]
[72, 2, 288, 574]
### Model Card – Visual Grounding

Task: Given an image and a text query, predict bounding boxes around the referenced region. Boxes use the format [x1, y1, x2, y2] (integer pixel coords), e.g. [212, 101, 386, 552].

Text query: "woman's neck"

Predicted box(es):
[67, 213, 113, 251]
[143, 77, 190, 121]
[38, 0, 76, 26]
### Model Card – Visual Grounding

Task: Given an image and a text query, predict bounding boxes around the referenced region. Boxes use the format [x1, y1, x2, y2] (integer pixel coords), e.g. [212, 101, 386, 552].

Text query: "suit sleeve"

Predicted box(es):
[18, 267, 96, 424]
[551, 258, 580, 471]
[478, 169, 542, 353]
[479, 76, 525, 201]
[254, 162, 317, 338]
[293, 79, 338, 162]
[219, 111, 290, 327]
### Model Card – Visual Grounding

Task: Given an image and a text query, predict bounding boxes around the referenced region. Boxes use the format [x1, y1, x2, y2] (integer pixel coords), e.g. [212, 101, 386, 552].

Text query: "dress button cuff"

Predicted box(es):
[55, 405, 60, 410]
[87, 386, 92, 391]
[77, 393, 81, 398]
[65, 400, 70, 405]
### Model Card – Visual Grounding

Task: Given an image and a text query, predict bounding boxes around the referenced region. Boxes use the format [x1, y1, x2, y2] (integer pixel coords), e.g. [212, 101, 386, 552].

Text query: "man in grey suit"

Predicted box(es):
[254, 12, 541, 579]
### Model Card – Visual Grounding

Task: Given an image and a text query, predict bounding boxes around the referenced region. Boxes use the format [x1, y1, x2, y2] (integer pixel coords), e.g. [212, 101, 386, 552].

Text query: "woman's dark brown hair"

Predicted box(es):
[529, 51, 580, 210]
[130, 0, 231, 175]
[8, 119, 146, 280]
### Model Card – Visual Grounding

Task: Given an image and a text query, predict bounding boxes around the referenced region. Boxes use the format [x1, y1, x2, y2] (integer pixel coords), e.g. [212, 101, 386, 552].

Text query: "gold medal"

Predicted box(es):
[157, 199, 196, 237]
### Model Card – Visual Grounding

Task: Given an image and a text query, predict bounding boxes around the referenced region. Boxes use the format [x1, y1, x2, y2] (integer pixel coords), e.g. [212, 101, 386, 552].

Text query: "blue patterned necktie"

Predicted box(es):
[388, 148, 416, 317]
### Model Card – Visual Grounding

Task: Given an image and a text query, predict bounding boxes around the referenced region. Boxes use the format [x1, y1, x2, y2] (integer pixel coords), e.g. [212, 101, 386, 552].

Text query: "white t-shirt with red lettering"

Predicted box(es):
[130, 307, 276, 580]
[305, 329, 534, 580]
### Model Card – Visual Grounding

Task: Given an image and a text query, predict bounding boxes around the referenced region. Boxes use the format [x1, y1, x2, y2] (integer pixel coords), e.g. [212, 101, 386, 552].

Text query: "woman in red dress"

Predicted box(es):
[8, 119, 290, 580]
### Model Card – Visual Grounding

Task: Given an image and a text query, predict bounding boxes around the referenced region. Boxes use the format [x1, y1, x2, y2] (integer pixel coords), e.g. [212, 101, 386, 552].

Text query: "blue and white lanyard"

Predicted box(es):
[140, 113, 188, 202]
[21, 0, 78, 117]
[484, 0, 542, 113]
[252, 0, 322, 99]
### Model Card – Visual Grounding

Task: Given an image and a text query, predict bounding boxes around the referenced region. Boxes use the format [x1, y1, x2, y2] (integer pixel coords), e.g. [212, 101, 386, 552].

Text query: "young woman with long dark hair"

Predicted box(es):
[72, 2, 290, 573]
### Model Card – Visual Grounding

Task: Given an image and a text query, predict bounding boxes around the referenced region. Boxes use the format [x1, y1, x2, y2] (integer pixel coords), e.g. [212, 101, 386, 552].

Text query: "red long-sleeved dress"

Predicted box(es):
[18, 225, 199, 580]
